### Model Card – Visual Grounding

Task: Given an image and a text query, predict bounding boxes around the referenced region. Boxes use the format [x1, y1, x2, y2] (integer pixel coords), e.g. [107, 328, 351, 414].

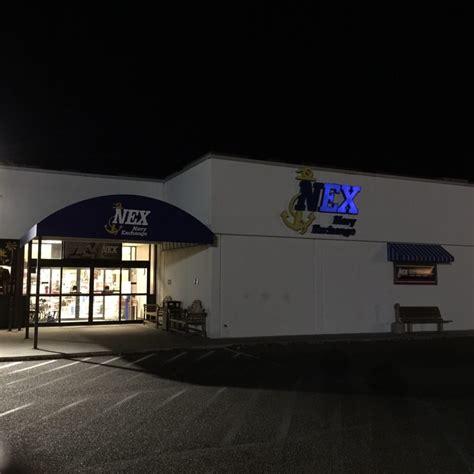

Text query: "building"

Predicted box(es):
[0, 153, 472, 337]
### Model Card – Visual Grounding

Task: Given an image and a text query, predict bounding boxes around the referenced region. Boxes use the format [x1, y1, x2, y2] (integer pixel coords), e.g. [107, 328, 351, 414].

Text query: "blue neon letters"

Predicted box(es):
[297, 181, 360, 215]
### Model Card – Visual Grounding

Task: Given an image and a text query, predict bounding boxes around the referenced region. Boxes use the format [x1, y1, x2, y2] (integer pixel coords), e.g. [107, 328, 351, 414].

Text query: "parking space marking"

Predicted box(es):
[41, 397, 89, 421]
[81, 354, 156, 386]
[4, 360, 56, 375]
[6, 358, 92, 385]
[124, 353, 156, 367]
[0, 403, 33, 418]
[221, 388, 262, 446]
[0, 362, 23, 370]
[158, 388, 187, 407]
[195, 350, 215, 362]
[18, 356, 123, 394]
[276, 378, 301, 444]
[104, 392, 141, 413]
[162, 351, 187, 366]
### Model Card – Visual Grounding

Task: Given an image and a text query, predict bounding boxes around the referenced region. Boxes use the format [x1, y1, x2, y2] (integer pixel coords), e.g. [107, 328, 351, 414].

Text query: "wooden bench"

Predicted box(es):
[144, 296, 173, 327]
[168, 300, 207, 337]
[394, 303, 452, 332]
[144, 304, 159, 323]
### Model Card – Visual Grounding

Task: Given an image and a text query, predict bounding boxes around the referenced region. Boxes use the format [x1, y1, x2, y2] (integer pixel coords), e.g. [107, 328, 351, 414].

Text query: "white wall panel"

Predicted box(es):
[211, 158, 473, 246]
[162, 245, 212, 332]
[164, 159, 212, 227]
[220, 235, 315, 337]
[315, 240, 474, 334]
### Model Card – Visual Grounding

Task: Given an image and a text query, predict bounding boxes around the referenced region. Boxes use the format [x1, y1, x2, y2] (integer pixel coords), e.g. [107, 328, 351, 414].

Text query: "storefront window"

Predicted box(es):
[122, 243, 149, 261]
[62, 268, 90, 294]
[30, 267, 61, 295]
[393, 264, 437, 285]
[31, 240, 63, 259]
[120, 294, 145, 321]
[30, 296, 60, 322]
[26, 239, 150, 323]
[94, 268, 120, 293]
[121, 268, 147, 294]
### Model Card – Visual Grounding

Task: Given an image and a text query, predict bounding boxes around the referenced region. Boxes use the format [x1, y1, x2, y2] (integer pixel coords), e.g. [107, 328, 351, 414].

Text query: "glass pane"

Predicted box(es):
[30, 296, 60, 323]
[60, 295, 89, 321]
[121, 295, 145, 321]
[32, 240, 62, 259]
[121, 268, 147, 294]
[94, 268, 120, 293]
[93, 295, 119, 321]
[62, 268, 90, 294]
[122, 243, 149, 261]
[31, 268, 61, 295]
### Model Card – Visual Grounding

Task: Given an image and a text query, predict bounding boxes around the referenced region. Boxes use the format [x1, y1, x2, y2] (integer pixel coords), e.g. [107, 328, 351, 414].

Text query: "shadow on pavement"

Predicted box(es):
[117, 337, 474, 399]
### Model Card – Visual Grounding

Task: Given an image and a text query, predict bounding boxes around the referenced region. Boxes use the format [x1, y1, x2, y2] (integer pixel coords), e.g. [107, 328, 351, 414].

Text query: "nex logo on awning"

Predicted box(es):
[111, 208, 151, 226]
[281, 168, 361, 237]
[105, 202, 151, 236]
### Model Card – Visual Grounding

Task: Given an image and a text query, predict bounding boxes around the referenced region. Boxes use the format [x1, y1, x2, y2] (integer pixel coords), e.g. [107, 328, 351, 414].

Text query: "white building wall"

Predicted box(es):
[315, 240, 473, 334]
[211, 157, 473, 245]
[161, 245, 214, 335]
[219, 235, 315, 338]
[0, 166, 163, 239]
[163, 159, 212, 227]
[208, 156, 474, 338]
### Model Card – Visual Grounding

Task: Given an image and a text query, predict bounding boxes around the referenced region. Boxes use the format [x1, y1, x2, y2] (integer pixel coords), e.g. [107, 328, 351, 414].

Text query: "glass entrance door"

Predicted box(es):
[93, 268, 120, 321]
[60, 268, 90, 322]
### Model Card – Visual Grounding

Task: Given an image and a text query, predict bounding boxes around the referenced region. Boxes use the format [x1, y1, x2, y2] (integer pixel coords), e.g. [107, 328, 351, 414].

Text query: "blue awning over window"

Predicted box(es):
[387, 242, 454, 263]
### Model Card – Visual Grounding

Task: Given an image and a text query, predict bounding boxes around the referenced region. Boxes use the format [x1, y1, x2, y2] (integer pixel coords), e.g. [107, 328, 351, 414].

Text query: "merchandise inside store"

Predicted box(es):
[23, 240, 155, 324]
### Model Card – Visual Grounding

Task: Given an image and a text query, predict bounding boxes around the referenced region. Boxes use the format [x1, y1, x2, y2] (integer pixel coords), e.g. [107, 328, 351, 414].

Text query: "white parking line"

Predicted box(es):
[276, 378, 301, 444]
[5, 360, 56, 375]
[104, 392, 141, 413]
[18, 356, 122, 394]
[162, 351, 187, 365]
[221, 388, 262, 446]
[41, 397, 89, 421]
[6, 358, 92, 386]
[158, 388, 187, 407]
[123, 353, 155, 367]
[0, 403, 33, 418]
[0, 362, 23, 370]
[195, 350, 215, 362]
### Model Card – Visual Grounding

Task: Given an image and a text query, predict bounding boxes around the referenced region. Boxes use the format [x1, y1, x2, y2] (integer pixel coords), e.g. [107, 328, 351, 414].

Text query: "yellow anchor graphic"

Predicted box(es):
[280, 194, 315, 234]
[104, 202, 122, 235]
[280, 167, 316, 234]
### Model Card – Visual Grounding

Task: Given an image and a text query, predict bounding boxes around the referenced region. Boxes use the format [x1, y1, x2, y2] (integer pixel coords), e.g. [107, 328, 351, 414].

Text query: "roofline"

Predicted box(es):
[2, 153, 472, 188]
[201, 152, 473, 188]
[0, 163, 164, 183]
[163, 153, 213, 183]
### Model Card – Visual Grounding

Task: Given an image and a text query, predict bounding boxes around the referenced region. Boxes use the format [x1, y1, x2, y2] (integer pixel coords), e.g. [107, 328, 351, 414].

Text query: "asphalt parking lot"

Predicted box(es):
[1, 338, 474, 473]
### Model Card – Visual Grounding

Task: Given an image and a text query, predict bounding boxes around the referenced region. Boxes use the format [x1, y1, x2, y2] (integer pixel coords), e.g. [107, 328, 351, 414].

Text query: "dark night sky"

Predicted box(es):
[0, 4, 472, 182]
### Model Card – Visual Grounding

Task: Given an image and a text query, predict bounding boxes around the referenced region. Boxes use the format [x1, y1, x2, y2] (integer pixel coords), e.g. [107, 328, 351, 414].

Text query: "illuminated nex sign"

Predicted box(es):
[281, 168, 361, 237]
[105, 203, 151, 238]
[295, 181, 360, 214]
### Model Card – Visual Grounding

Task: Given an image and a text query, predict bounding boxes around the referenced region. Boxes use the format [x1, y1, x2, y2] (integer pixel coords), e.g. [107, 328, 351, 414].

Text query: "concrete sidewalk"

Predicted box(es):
[0, 324, 221, 361]
[2, 324, 474, 361]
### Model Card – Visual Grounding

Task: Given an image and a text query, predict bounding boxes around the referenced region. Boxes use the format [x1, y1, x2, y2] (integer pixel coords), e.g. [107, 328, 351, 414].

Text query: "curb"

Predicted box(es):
[0, 344, 235, 362]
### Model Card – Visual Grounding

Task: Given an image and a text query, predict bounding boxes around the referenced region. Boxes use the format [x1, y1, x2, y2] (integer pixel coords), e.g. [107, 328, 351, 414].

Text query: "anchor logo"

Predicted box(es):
[104, 202, 123, 235]
[280, 168, 316, 234]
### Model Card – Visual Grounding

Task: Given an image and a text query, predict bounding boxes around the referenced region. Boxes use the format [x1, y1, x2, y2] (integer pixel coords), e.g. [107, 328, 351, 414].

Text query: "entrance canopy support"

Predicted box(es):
[33, 237, 42, 349]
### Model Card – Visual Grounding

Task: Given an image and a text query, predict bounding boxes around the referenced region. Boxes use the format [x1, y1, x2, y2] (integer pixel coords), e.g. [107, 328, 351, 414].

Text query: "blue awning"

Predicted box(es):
[20, 194, 215, 246]
[387, 242, 454, 263]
